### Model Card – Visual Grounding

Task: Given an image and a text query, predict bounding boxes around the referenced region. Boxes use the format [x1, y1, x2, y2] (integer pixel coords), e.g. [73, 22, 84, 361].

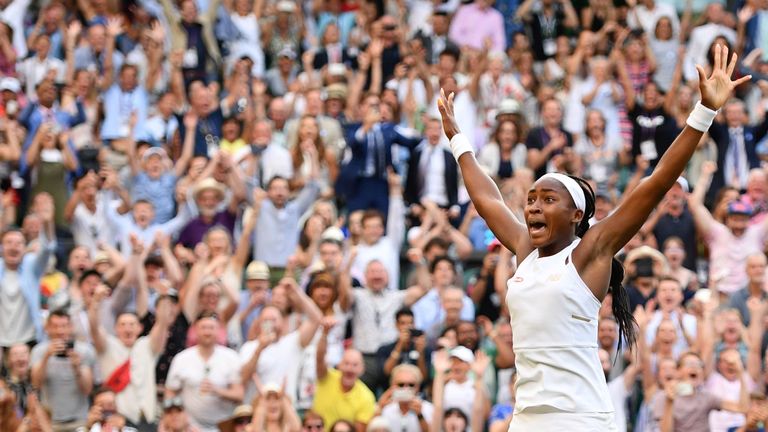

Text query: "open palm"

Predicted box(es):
[698, 44, 751, 111]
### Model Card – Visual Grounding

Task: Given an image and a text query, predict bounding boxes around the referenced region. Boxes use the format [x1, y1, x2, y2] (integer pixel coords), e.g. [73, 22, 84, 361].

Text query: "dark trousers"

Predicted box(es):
[346, 177, 389, 217]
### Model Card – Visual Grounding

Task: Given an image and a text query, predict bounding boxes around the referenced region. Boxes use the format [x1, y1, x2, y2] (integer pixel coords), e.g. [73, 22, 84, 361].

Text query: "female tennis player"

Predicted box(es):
[437, 45, 749, 430]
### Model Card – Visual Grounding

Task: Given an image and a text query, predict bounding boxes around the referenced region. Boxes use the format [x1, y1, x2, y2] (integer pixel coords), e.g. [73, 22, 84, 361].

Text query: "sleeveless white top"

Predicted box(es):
[506, 238, 614, 414]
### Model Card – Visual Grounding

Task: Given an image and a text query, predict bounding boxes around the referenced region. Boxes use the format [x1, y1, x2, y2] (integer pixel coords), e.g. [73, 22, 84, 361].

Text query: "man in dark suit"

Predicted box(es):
[312, 22, 358, 70]
[413, 11, 459, 65]
[405, 117, 459, 215]
[336, 94, 421, 215]
[708, 99, 768, 197]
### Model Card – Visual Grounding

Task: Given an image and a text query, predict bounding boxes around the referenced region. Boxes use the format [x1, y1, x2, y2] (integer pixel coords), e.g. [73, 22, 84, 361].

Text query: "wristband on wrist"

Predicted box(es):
[449, 134, 474, 161]
[686, 101, 718, 132]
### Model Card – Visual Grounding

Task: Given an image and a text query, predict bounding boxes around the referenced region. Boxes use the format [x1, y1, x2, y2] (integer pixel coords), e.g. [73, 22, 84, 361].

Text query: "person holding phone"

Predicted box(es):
[654, 351, 750, 431]
[378, 308, 429, 380]
[375, 364, 433, 432]
[30, 309, 96, 431]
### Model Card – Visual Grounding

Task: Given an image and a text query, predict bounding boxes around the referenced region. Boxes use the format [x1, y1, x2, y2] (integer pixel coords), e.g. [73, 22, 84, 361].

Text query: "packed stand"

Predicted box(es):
[0, 0, 767, 431]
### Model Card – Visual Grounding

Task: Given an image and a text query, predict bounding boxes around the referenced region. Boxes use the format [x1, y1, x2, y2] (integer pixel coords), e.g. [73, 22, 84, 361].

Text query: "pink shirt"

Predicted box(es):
[706, 221, 768, 294]
[448, 3, 506, 52]
[705, 372, 755, 432]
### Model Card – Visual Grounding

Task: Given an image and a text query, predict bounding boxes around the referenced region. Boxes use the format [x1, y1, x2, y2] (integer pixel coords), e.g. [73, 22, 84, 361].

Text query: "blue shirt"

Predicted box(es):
[131, 172, 178, 224]
[18, 102, 86, 174]
[100, 84, 149, 140]
[412, 288, 475, 331]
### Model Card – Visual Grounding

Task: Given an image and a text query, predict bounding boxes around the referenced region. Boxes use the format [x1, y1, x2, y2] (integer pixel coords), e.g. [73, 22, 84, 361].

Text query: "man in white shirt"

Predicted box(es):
[17, 34, 66, 98]
[240, 120, 293, 189]
[350, 175, 406, 291]
[89, 279, 177, 428]
[683, 3, 737, 81]
[343, 258, 430, 391]
[238, 276, 323, 402]
[165, 313, 244, 432]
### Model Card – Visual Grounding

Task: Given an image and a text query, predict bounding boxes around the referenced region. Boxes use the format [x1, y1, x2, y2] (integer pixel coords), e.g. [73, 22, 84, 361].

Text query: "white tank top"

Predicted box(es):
[506, 238, 614, 414]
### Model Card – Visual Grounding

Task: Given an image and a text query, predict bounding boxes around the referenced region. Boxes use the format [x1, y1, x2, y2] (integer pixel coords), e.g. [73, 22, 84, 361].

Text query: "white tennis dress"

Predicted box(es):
[506, 239, 617, 431]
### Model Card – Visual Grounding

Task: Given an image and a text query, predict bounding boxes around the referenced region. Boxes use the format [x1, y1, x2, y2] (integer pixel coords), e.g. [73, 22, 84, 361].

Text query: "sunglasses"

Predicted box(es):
[396, 382, 417, 388]
[305, 425, 324, 430]
[235, 418, 251, 426]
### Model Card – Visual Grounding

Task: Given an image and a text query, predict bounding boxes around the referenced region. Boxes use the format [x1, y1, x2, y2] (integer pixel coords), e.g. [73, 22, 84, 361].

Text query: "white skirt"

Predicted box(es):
[508, 411, 618, 432]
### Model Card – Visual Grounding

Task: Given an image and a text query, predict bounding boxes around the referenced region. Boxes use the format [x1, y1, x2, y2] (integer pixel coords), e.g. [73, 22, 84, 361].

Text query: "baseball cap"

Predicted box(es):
[245, 261, 270, 280]
[675, 177, 690, 193]
[0, 77, 21, 93]
[487, 238, 501, 252]
[320, 226, 345, 243]
[142, 146, 167, 161]
[276, 0, 295, 12]
[277, 47, 296, 60]
[727, 200, 753, 216]
[262, 383, 282, 395]
[449, 346, 475, 363]
[496, 99, 521, 117]
[162, 397, 184, 411]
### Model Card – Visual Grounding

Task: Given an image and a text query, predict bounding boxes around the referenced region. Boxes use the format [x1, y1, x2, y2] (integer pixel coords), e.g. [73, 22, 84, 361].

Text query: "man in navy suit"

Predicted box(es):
[708, 99, 768, 197]
[404, 117, 459, 215]
[336, 94, 421, 216]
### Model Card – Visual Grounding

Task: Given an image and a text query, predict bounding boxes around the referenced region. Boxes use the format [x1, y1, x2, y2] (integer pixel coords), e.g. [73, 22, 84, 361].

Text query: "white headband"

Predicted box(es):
[540, 173, 586, 212]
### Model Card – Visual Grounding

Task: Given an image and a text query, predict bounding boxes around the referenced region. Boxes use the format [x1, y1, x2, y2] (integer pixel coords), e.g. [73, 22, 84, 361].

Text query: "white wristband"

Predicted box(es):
[686, 101, 718, 132]
[449, 134, 474, 161]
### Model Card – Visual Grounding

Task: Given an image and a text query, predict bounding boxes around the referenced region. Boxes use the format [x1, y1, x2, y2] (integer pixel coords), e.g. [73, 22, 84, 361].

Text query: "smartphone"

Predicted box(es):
[261, 320, 274, 335]
[392, 388, 414, 402]
[409, 328, 424, 338]
[56, 340, 74, 357]
[676, 382, 694, 397]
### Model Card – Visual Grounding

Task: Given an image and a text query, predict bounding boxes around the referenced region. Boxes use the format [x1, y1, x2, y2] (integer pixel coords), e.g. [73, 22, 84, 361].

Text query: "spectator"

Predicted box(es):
[253, 175, 320, 273]
[729, 253, 768, 326]
[375, 364, 433, 431]
[239, 276, 322, 403]
[652, 351, 749, 432]
[377, 308, 429, 379]
[165, 312, 244, 432]
[336, 94, 420, 216]
[77, 387, 135, 432]
[313, 337, 376, 431]
[404, 117, 459, 213]
[0, 199, 55, 347]
[448, 0, 506, 52]
[31, 310, 96, 431]
[412, 257, 475, 333]
[708, 99, 767, 194]
[350, 187, 405, 291]
[157, 397, 200, 432]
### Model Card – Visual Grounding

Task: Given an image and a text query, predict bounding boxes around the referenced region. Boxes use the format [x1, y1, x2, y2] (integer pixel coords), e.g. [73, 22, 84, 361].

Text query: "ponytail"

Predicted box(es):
[568, 176, 637, 355]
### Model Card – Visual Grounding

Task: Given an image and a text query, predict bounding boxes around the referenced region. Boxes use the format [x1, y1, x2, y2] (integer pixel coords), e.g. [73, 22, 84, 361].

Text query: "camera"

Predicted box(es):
[392, 388, 414, 402]
[634, 257, 655, 278]
[56, 340, 75, 357]
[409, 328, 423, 338]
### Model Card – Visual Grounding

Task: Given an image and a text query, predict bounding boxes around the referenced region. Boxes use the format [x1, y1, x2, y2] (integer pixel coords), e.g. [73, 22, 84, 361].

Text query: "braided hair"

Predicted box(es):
[567, 175, 637, 354]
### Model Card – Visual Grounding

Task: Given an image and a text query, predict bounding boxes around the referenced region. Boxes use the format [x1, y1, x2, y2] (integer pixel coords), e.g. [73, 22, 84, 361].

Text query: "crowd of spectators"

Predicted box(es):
[0, 0, 767, 431]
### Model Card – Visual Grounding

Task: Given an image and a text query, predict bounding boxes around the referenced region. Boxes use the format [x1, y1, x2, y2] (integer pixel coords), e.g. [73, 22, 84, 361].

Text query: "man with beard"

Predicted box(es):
[177, 178, 240, 248]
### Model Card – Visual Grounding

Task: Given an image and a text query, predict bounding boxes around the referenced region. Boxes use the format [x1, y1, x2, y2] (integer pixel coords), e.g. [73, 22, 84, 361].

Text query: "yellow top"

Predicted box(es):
[219, 138, 247, 155]
[311, 368, 376, 431]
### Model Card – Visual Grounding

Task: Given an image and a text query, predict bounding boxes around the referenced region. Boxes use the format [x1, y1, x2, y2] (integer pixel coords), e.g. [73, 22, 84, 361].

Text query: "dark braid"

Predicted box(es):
[567, 175, 637, 356]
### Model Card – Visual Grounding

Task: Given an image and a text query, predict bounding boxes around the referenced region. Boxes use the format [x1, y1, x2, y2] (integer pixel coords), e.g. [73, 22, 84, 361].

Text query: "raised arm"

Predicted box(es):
[580, 46, 750, 262]
[174, 113, 197, 177]
[285, 277, 323, 348]
[687, 160, 718, 235]
[87, 285, 111, 355]
[438, 90, 532, 258]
